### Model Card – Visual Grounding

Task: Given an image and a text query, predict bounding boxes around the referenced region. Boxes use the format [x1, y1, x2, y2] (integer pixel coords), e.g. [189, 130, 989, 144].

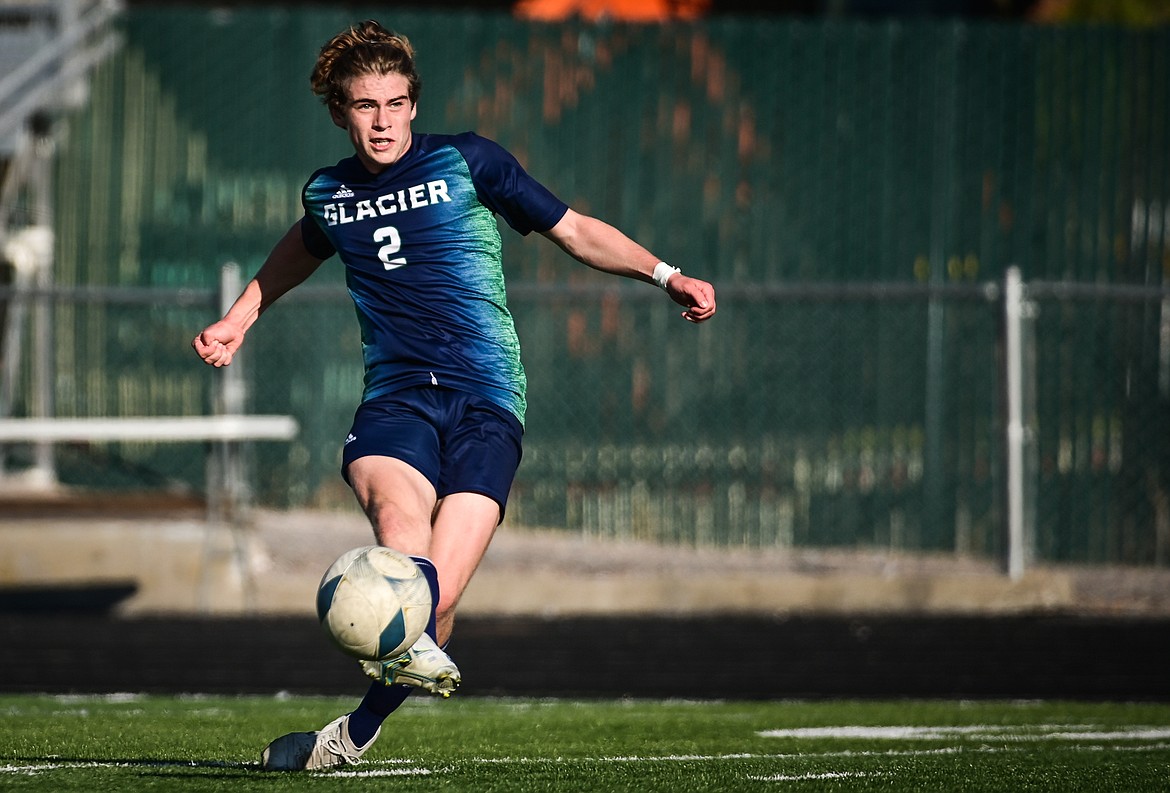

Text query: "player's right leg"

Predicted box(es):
[356, 489, 502, 698]
[260, 554, 449, 770]
[346, 454, 438, 560]
[344, 454, 462, 696]
[261, 389, 518, 771]
[355, 552, 461, 697]
[262, 401, 445, 771]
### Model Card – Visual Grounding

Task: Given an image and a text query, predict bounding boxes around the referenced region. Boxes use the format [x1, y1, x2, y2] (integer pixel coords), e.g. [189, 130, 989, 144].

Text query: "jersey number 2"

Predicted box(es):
[375, 226, 406, 269]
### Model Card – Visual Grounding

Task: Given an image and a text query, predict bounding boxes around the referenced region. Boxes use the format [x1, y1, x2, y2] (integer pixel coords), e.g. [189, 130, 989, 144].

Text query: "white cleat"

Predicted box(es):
[360, 632, 461, 698]
[260, 714, 377, 771]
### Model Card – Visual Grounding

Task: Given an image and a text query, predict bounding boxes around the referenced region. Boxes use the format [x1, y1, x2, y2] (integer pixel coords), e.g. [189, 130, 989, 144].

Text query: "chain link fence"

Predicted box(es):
[1, 10, 1167, 566]
[5, 275, 1167, 568]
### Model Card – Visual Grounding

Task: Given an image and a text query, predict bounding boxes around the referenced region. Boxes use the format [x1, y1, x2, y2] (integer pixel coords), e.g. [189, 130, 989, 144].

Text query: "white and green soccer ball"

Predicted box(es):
[316, 545, 432, 661]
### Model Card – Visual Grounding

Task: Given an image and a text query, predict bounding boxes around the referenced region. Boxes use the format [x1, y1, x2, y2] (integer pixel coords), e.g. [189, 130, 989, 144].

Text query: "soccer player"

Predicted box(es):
[192, 19, 716, 771]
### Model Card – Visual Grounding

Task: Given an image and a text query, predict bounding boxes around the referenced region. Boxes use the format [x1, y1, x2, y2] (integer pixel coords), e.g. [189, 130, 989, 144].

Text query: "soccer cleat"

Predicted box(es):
[360, 631, 461, 698]
[260, 714, 377, 771]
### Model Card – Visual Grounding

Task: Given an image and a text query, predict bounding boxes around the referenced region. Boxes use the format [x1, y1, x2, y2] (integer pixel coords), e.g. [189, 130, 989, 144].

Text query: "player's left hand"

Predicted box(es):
[667, 275, 717, 323]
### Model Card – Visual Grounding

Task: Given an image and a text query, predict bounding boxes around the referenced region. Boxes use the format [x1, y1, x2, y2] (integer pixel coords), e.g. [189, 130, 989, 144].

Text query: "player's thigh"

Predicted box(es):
[436, 394, 524, 517]
[342, 389, 444, 491]
[346, 455, 437, 555]
[428, 491, 502, 613]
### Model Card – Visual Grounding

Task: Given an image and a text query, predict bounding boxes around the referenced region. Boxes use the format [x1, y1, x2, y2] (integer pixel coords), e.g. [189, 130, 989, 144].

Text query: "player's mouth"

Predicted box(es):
[370, 137, 393, 150]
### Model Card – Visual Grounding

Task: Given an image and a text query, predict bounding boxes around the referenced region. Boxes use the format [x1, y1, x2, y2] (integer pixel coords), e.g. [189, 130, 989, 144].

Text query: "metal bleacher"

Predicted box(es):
[0, 0, 122, 399]
[0, 1, 125, 492]
[0, 3, 289, 610]
[0, 3, 297, 532]
[0, 0, 121, 158]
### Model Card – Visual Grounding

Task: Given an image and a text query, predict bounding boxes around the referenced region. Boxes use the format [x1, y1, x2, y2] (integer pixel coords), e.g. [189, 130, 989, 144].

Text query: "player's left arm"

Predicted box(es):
[541, 208, 716, 324]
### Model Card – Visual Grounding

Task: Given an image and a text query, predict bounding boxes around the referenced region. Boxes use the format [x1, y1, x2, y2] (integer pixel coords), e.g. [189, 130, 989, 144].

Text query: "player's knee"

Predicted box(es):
[434, 590, 459, 623]
[368, 506, 431, 556]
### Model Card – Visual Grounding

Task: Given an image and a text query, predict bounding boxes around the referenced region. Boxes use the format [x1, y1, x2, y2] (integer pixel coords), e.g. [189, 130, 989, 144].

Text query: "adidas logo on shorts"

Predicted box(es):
[332, 185, 355, 199]
[344, 433, 357, 445]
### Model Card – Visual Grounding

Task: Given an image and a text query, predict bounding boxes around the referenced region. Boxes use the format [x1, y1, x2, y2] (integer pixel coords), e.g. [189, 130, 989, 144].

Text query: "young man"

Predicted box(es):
[192, 20, 716, 771]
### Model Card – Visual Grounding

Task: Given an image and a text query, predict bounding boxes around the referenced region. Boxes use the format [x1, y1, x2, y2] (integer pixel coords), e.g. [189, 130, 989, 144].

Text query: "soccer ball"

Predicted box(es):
[316, 545, 432, 661]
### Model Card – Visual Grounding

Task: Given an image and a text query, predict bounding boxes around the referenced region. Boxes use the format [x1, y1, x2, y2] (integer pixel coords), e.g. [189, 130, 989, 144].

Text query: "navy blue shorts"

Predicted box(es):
[341, 386, 524, 517]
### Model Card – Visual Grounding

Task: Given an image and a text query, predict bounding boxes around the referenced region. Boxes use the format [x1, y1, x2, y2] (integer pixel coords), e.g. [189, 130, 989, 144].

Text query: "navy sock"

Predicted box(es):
[347, 681, 412, 747]
[346, 555, 442, 748]
[411, 555, 440, 641]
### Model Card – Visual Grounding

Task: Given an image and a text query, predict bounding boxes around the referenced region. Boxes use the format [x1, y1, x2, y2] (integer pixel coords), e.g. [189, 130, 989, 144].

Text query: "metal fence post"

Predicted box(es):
[1003, 266, 1036, 579]
[201, 261, 254, 610]
[204, 262, 249, 520]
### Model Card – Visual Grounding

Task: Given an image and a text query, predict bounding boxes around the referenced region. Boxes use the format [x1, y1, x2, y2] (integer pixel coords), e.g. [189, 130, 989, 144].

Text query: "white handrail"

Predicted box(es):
[0, 415, 298, 443]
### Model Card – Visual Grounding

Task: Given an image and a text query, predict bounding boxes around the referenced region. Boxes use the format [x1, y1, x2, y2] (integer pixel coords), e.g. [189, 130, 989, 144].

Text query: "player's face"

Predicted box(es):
[332, 72, 417, 173]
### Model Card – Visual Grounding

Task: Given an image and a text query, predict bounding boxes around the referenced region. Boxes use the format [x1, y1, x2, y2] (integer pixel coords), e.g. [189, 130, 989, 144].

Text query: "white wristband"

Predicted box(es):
[652, 261, 681, 290]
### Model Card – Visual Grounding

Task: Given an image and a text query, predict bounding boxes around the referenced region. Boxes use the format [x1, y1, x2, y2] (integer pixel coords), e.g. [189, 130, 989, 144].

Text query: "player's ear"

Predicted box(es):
[410, 101, 417, 121]
[330, 105, 348, 130]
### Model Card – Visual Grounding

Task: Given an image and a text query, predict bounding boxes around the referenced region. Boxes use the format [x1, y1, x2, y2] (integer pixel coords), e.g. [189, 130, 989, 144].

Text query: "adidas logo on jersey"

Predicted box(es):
[332, 185, 355, 199]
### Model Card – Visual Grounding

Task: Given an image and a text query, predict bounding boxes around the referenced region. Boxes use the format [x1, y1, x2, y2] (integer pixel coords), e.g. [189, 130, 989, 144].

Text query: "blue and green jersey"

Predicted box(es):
[300, 132, 568, 425]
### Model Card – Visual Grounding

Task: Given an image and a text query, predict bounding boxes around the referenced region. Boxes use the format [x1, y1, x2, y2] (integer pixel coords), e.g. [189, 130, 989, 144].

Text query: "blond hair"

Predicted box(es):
[310, 20, 421, 113]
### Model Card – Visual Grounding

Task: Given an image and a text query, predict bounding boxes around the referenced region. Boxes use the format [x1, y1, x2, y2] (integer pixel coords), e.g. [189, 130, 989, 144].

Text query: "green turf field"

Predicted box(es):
[1, 694, 1167, 791]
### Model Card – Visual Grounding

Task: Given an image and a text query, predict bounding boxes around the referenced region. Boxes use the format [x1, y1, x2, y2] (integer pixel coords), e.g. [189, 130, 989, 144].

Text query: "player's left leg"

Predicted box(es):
[425, 491, 502, 644]
[422, 391, 522, 646]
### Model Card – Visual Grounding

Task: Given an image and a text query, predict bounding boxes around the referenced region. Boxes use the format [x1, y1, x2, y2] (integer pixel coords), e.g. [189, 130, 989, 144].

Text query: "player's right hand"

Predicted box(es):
[192, 321, 243, 367]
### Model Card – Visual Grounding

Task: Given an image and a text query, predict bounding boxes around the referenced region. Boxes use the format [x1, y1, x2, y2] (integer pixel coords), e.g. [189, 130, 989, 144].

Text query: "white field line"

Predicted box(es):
[757, 725, 1170, 741]
[1, 762, 112, 775]
[316, 767, 435, 778]
[469, 748, 963, 764]
[747, 772, 878, 782]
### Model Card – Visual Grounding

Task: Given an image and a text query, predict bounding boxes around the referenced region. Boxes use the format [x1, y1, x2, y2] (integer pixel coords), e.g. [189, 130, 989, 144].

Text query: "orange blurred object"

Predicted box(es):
[514, 0, 711, 21]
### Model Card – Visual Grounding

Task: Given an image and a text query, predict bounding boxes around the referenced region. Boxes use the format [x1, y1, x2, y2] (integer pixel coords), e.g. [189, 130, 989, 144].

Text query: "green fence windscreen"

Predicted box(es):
[9, 10, 1168, 564]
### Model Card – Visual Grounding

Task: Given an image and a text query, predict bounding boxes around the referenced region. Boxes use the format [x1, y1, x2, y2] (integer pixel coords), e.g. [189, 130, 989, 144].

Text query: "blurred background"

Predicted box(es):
[1, 0, 1169, 653]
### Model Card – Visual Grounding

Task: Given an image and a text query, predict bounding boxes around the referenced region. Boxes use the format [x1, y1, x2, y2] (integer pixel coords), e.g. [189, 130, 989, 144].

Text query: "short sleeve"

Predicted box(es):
[299, 214, 335, 260]
[450, 133, 569, 236]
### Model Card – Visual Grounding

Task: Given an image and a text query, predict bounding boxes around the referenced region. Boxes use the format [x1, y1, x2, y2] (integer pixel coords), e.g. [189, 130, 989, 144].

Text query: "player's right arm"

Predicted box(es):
[192, 221, 326, 367]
